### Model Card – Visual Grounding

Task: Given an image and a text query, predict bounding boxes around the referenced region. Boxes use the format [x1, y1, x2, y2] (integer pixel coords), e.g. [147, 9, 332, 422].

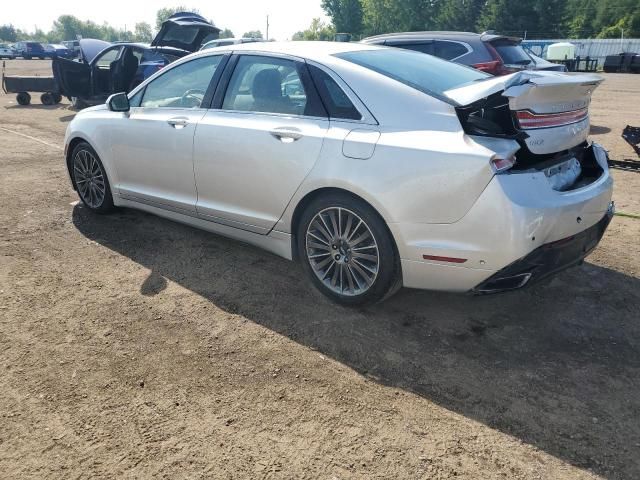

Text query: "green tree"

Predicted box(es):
[134, 22, 153, 42]
[0, 24, 18, 42]
[242, 30, 263, 39]
[219, 28, 234, 39]
[292, 18, 335, 41]
[437, 0, 485, 32]
[156, 6, 200, 30]
[322, 0, 363, 34]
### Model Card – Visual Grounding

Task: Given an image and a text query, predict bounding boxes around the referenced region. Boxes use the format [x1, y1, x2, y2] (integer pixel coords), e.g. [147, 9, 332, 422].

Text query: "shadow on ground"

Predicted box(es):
[73, 205, 640, 479]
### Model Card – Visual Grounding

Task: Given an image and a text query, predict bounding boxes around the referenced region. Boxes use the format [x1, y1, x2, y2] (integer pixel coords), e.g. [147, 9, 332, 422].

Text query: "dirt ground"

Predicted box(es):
[1, 60, 639, 479]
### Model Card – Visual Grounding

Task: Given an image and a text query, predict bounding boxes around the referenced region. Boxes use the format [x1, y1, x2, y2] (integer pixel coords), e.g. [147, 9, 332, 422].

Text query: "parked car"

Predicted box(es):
[13, 41, 48, 59]
[362, 31, 548, 76]
[0, 43, 16, 59]
[200, 37, 263, 50]
[63, 42, 612, 305]
[46, 44, 73, 58]
[62, 40, 81, 57]
[53, 12, 220, 109]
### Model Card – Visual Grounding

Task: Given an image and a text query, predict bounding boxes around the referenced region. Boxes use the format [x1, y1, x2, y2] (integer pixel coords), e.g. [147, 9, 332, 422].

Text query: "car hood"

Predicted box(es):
[79, 39, 112, 63]
[446, 70, 604, 155]
[151, 12, 221, 53]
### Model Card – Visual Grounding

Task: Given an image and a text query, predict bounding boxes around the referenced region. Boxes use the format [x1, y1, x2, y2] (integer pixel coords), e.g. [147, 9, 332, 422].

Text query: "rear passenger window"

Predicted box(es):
[309, 65, 361, 121]
[434, 41, 468, 60]
[222, 55, 325, 117]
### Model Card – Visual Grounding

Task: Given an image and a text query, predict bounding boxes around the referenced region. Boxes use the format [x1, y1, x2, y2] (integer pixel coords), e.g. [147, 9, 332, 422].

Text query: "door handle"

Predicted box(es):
[167, 117, 189, 128]
[269, 127, 303, 143]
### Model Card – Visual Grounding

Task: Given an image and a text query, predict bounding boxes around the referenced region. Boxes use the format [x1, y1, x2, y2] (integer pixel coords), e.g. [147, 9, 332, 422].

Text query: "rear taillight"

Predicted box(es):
[490, 154, 516, 173]
[472, 60, 501, 74]
[516, 108, 588, 129]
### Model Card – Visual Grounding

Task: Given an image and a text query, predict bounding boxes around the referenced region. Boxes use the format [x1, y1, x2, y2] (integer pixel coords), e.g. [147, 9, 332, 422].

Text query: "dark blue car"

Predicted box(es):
[53, 12, 220, 108]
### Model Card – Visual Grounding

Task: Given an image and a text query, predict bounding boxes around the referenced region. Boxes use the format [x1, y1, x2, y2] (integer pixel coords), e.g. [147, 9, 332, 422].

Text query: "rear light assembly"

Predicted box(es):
[472, 60, 501, 74]
[516, 108, 589, 129]
[490, 154, 516, 173]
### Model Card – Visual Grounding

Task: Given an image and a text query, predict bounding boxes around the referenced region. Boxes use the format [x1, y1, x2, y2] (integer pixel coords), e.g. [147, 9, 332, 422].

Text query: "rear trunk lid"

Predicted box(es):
[445, 71, 603, 155]
[151, 12, 221, 53]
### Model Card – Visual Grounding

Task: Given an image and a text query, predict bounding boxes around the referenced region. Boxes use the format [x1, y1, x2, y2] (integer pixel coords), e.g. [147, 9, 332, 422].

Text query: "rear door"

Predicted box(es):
[193, 54, 329, 233]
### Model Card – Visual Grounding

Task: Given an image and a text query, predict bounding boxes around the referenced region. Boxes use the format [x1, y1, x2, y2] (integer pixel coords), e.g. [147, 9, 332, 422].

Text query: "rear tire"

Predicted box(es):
[296, 192, 401, 306]
[16, 92, 31, 105]
[41, 92, 55, 106]
[71, 142, 114, 214]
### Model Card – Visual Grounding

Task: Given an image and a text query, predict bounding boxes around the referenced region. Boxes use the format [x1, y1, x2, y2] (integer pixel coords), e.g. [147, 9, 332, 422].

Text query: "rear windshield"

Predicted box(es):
[490, 40, 531, 65]
[335, 48, 488, 101]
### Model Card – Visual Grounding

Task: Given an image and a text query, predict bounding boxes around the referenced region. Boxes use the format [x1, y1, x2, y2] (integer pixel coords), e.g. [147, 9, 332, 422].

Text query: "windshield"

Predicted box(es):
[335, 48, 489, 101]
[490, 40, 531, 65]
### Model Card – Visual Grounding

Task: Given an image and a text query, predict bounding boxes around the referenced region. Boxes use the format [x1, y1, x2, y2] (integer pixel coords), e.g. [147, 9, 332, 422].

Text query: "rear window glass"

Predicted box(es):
[434, 41, 468, 60]
[490, 40, 531, 65]
[393, 42, 433, 55]
[335, 48, 488, 100]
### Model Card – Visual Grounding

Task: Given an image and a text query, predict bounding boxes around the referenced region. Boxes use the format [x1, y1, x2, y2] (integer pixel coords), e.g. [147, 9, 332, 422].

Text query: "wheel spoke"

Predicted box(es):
[353, 252, 378, 262]
[308, 240, 331, 251]
[311, 220, 333, 243]
[350, 260, 374, 287]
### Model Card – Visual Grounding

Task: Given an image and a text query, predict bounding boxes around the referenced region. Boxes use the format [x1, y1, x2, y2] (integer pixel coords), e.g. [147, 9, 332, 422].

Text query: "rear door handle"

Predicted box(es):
[270, 127, 303, 143]
[167, 117, 189, 128]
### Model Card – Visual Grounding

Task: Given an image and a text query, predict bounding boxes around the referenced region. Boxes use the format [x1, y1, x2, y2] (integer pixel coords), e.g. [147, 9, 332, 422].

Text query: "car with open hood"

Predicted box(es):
[63, 42, 612, 305]
[53, 12, 220, 108]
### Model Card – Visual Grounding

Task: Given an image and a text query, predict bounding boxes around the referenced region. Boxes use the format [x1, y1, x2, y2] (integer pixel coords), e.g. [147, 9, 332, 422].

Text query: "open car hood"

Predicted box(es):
[151, 12, 221, 53]
[446, 71, 604, 154]
[79, 39, 112, 64]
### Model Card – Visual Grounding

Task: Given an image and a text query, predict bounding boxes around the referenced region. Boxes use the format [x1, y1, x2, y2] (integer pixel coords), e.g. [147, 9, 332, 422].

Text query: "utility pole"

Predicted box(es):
[266, 15, 269, 41]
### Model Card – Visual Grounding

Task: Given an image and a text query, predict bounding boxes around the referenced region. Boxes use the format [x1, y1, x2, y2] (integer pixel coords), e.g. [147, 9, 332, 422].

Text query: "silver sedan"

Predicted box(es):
[64, 42, 613, 305]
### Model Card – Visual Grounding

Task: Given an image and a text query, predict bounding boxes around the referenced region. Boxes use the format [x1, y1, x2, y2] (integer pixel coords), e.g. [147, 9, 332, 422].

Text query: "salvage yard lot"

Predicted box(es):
[1, 60, 639, 479]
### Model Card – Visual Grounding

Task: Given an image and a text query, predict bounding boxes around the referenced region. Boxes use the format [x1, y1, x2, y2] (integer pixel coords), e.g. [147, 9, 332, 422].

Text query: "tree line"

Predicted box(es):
[317, 0, 640, 40]
[0, 6, 249, 44]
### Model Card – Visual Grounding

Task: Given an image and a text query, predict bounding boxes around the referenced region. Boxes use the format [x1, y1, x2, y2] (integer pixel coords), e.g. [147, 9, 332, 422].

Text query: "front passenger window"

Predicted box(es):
[140, 55, 222, 109]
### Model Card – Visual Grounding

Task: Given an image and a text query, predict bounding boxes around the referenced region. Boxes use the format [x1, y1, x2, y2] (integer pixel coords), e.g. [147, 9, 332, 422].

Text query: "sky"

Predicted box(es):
[4, 0, 330, 41]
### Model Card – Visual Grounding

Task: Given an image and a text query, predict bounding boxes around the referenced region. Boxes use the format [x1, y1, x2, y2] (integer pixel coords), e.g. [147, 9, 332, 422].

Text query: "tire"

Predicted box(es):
[16, 92, 31, 105]
[41, 92, 55, 105]
[296, 192, 401, 306]
[70, 142, 115, 214]
[53, 93, 63, 104]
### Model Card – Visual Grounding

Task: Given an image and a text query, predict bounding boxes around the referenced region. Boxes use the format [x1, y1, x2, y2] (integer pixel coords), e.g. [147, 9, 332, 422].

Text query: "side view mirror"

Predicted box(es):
[107, 92, 130, 112]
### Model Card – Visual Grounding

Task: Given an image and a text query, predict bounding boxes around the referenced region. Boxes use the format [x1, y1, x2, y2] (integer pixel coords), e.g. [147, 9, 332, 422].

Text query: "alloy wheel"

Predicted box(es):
[73, 149, 105, 209]
[305, 207, 380, 296]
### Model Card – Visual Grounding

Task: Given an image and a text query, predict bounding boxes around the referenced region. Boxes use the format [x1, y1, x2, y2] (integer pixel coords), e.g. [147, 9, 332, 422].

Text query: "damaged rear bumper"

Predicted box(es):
[473, 202, 614, 293]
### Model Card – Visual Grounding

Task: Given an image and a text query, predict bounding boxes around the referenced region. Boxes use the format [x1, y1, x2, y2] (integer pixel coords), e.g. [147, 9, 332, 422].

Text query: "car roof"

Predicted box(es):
[196, 40, 380, 61]
[362, 31, 521, 43]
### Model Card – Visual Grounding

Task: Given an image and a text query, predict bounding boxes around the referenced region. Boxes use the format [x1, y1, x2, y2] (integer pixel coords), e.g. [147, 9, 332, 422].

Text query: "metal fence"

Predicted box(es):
[523, 38, 640, 68]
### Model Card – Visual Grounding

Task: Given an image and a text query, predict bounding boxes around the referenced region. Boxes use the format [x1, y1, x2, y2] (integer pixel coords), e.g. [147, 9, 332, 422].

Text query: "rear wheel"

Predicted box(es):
[16, 92, 31, 105]
[297, 193, 401, 306]
[71, 142, 114, 214]
[41, 92, 55, 105]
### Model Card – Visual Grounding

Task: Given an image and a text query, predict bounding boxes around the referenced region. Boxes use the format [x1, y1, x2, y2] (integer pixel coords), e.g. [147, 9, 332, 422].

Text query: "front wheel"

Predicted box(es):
[297, 193, 401, 306]
[71, 142, 114, 214]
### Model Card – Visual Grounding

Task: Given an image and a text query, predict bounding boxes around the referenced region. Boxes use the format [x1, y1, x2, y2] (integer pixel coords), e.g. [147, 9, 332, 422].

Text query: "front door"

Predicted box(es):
[193, 54, 329, 233]
[110, 55, 224, 213]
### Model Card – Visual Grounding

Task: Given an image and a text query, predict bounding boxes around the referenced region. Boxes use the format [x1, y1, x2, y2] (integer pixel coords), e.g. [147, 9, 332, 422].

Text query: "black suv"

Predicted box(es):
[362, 31, 552, 76]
